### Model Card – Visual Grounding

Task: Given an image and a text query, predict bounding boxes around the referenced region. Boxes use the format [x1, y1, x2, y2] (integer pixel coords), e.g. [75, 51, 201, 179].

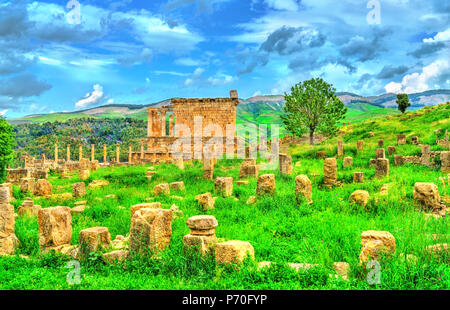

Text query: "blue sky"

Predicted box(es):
[0, 0, 449, 118]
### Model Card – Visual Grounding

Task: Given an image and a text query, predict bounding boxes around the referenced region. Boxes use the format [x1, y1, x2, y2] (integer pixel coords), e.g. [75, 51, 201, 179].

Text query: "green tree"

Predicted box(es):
[282, 78, 347, 145]
[0, 117, 16, 182]
[396, 93, 411, 113]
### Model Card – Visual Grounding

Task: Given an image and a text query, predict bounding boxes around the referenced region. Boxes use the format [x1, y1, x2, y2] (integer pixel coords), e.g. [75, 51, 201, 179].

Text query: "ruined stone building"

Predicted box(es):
[6, 91, 241, 182]
[131, 90, 240, 161]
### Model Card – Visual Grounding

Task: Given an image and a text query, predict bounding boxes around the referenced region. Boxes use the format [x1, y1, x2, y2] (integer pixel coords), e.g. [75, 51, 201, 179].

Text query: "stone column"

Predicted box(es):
[152, 111, 161, 137]
[375, 158, 389, 178]
[183, 215, 218, 255]
[353, 172, 364, 183]
[116, 144, 120, 163]
[140, 141, 144, 160]
[295, 175, 312, 204]
[397, 134, 406, 145]
[337, 141, 343, 157]
[421, 145, 430, 166]
[323, 158, 337, 188]
[169, 114, 174, 136]
[357, 140, 364, 152]
[91, 144, 95, 162]
[0, 187, 19, 255]
[161, 109, 167, 137]
[54, 144, 58, 164]
[375, 148, 385, 159]
[67, 145, 70, 162]
[103, 144, 107, 163]
[440, 151, 449, 173]
[79, 145, 83, 161]
[129, 145, 132, 163]
[147, 108, 153, 137]
[279, 153, 293, 175]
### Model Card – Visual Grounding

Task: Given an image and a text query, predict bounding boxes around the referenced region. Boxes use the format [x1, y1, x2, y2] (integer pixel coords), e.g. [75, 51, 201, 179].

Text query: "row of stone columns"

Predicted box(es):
[54, 143, 125, 164]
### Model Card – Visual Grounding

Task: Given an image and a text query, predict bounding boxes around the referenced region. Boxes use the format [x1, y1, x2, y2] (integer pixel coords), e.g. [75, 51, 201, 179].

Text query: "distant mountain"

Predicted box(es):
[336, 89, 450, 109]
[9, 89, 450, 125]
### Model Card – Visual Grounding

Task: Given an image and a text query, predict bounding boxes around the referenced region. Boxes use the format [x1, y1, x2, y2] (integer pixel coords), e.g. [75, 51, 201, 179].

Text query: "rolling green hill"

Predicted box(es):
[9, 90, 449, 126]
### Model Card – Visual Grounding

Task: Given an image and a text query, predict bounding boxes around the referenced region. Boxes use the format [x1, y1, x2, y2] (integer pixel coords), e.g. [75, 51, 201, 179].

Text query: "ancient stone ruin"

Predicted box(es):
[34, 179, 52, 197]
[129, 208, 173, 256]
[387, 146, 396, 156]
[257, 174, 276, 195]
[195, 193, 216, 211]
[72, 182, 86, 198]
[343, 157, 353, 168]
[375, 148, 385, 159]
[279, 153, 293, 175]
[20, 177, 35, 193]
[240, 159, 259, 179]
[295, 175, 312, 204]
[359, 230, 395, 265]
[130, 90, 240, 162]
[38, 206, 72, 252]
[349, 190, 370, 207]
[323, 158, 337, 188]
[0, 187, 19, 255]
[183, 215, 218, 255]
[353, 172, 364, 183]
[441, 152, 450, 173]
[337, 140, 344, 157]
[413, 183, 444, 212]
[203, 159, 215, 180]
[215, 240, 255, 265]
[397, 134, 407, 145]
[357, 140, 364, 152]
[420, 145, 431, 166]
[214, 177, 233, 197]
[79, 227, 112, 259]
[18, 198, 41, 217]
[375, 158, 389, 178]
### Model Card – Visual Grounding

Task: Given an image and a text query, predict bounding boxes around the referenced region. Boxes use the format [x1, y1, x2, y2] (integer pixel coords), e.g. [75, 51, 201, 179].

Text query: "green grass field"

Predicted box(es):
[0, 104, 448, 290]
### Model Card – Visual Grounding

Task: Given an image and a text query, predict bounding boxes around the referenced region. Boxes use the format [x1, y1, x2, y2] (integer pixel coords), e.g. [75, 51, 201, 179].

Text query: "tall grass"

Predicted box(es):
[1, 104, 448, 290]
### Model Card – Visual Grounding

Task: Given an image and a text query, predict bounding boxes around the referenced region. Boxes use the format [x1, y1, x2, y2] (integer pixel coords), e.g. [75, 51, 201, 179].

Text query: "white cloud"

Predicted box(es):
[423, 28, 450, 43]
[114, 10, 203, 53]
[184, 68, 205, 86]
[154, 70, 189, 77]
[207, 73, 237, 86]
[265, 0, 299, 11]
[384, 81, 403, 94]
[384, 59, 450, 94]
[175, 57, 205, 66]
[0, 109, 7, 116]
[107, 99, 114, 104]
[38, 56, 63, 66]
[75, 84, 104, 108]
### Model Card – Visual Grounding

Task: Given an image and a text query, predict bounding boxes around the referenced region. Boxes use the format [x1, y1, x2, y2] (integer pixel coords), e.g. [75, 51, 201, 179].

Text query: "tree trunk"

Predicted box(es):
[309, 130, 314, 145]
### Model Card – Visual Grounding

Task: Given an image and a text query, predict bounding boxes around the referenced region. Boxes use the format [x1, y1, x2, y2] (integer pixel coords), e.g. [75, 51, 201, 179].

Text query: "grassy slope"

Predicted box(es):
[13, 102, 399, 127]
[0, 104, 449, 290]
